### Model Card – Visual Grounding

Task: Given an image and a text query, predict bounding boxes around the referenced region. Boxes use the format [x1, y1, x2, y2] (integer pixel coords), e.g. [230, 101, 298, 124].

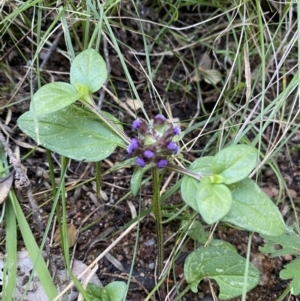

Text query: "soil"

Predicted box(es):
[1, 2, 300, 301]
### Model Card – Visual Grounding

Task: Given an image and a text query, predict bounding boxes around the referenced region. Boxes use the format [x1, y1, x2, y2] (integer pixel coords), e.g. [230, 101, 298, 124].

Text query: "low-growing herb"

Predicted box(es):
[17, 48, 289, 300]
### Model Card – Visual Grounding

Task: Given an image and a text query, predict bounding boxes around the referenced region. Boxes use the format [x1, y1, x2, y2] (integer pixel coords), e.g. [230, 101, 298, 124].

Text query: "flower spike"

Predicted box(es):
[128, 115, 180, 168]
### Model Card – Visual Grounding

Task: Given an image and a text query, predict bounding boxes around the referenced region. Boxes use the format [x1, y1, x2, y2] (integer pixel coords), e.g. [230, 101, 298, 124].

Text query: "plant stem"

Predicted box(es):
[152, 168, 164, 281]
[166, 163, 204, 181]
[172, 285, 192, 301]
[95, 161, 101, 197]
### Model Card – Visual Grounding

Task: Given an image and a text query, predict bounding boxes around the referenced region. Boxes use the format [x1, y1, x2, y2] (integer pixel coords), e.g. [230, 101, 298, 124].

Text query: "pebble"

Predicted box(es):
[144, 238, 155, 247]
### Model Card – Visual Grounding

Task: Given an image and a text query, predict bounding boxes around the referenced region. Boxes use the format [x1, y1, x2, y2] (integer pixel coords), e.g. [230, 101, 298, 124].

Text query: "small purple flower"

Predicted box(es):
[154, 114, 166, 122]
[173, 126, 181, 135]
[132, 119, 142, 130]
[136, 157, 146, 167]
[157, 159, 168, 169]
[127, 138, 139, 154]
[144, 149, 155, 158]
[167, 141, 179, 154]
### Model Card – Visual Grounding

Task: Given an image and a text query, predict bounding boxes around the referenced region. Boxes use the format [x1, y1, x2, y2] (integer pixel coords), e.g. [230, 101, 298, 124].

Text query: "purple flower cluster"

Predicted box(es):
[127, 114, 180, 168]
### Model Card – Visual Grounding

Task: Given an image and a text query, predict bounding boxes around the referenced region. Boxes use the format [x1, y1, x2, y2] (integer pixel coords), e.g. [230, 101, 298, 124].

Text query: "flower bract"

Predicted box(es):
[157, 159, 168, 169]
[136, 157, 146, 167]
[167, 141, 179, 154]
[132, 119, 142, 130]
[127, 138, 139, 154]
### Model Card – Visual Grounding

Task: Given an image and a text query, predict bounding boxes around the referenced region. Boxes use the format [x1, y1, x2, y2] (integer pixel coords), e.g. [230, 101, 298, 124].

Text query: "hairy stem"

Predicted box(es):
[152, 168, 164, 280]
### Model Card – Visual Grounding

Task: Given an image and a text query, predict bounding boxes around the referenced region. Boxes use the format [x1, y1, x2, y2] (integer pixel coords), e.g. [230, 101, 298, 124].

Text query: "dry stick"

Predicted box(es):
[0, 128, 56, 277]
[77, 264, 99, 301]
[0, 129, 30, 189]
[0, 130, 43, 229]
[102, 85, 137, 119]
[53, 220, 140, 301]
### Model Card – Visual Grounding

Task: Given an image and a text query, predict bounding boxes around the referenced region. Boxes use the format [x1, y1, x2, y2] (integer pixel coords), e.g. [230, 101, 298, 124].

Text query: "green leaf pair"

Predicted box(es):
[181, 144, 285, 236]
[31, 49, 107, 117]
[18, 49, 126, 162]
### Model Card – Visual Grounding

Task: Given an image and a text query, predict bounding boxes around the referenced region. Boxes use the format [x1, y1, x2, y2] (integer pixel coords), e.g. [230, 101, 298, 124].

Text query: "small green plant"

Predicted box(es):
[260, 226, 300, 297]
[86, 281, 127, 301]
[17, 49, 287, 300]
[18, 49, 127, 163]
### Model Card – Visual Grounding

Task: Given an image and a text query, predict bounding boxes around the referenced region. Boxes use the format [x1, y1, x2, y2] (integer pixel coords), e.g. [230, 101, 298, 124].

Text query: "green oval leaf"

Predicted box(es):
[86, 281, 127, 301]
[70, 48, 107, 94]
[196, 179, 232, 224]
[212, 144, 258, 184]
[17, 105, 126, 162]
[181, 156, 214, 208]
[182, 176, 232, 224]
[30, 82, 80, 117]
[100, 281, 127, 301]
[181, 176, 199, 209]
[86, 283, 102, 300]
[181, 157, 231, 224]
[222, 178, 285, 236]
[184, 246, 259, 300]
[185, 156, 214, 175]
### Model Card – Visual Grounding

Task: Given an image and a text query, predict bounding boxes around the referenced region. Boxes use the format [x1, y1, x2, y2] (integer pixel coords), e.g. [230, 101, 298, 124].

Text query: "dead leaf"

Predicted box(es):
[53, 224, 79, 248]
[126, 97, 143, 110]
[262, 186, 279, 198]
[191, 52, 222, 85]
[202, 69, 222, 85]
[0, 171, 15, 204]
[198, 52, 212, 70]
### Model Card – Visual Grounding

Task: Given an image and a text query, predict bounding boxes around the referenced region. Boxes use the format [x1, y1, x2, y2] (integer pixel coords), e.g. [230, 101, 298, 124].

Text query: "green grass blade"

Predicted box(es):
[10, 193, 58, 300]
[3, 196, 17, 301]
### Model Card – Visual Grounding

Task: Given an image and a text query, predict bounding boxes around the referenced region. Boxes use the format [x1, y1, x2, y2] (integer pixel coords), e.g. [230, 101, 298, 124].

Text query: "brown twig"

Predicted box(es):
[0, 127, 57, 279]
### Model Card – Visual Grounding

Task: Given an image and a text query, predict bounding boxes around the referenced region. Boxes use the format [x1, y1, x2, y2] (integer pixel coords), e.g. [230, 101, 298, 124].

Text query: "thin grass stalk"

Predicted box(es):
[241, 232, 253, 301]
[60, 156, 92, 301]
[3, 194, 17, 300]
[122, 197, 143, 301]
[60, 156, 70, 261]
[172, 285, 192, 301]
[10, 191, 58, 300]
[102, 13, 150, 121]
[46, 149, 57, 196]
[83, 97, 131, 144]
[255, 0, 266, 155]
